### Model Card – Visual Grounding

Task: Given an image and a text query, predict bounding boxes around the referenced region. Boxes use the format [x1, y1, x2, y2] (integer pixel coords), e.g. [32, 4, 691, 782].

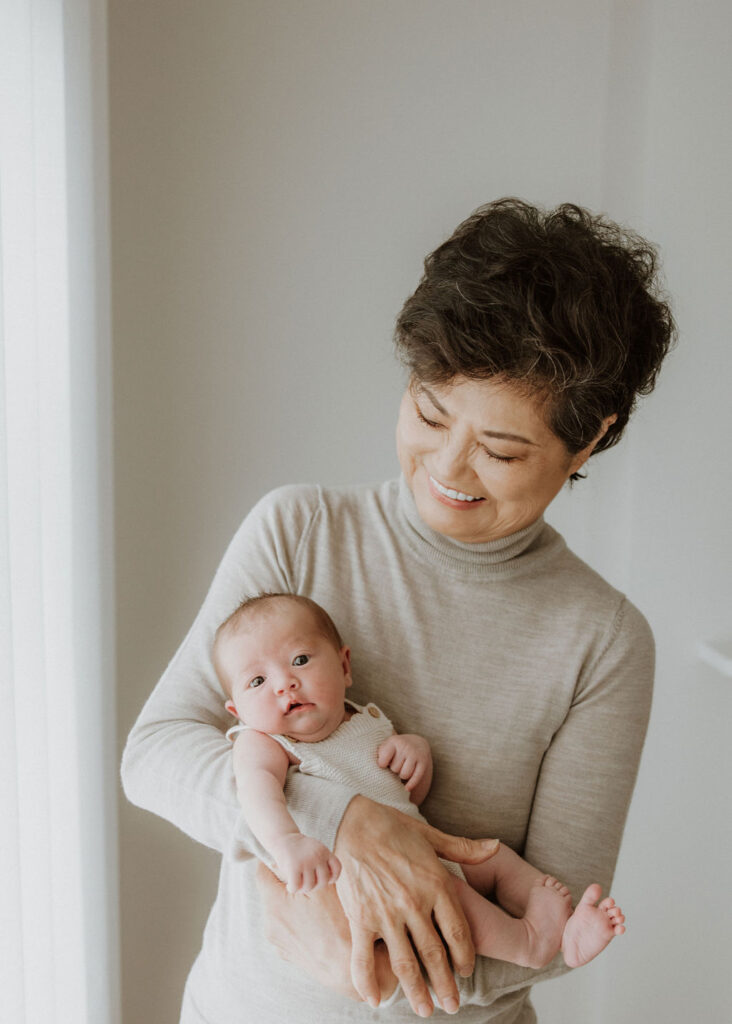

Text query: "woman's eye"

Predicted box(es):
[292, 654, 309, 667]
[249, 676, 265, 689]
[482, 447, 516, 464]
[416, 405, 442, 429]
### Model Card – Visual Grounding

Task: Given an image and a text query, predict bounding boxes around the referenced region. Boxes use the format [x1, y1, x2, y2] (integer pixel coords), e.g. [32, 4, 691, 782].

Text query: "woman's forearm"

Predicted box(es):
[121, 709, 357, 858]
[121, 714, 251, 854]
[457, 599, 655, 1007]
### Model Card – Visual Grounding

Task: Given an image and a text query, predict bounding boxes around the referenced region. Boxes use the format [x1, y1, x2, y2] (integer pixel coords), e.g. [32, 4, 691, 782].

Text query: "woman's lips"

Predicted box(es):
[428, 475, 485, 510]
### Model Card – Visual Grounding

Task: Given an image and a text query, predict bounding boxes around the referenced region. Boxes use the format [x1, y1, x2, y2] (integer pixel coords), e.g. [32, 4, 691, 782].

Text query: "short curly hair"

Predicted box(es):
[394, 198, 675, 479]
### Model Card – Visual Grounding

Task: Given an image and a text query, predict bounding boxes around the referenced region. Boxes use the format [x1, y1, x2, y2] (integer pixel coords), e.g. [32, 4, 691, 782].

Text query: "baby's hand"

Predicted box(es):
[270, 834, 341, 894]
[377, 733, 433, 800]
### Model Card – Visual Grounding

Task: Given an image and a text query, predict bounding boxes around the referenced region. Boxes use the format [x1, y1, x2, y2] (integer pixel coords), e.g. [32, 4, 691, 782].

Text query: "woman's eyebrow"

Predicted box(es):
[418, 385, 536, 446]
[418, 384, 450, 416]
[482, 430, 536, 446]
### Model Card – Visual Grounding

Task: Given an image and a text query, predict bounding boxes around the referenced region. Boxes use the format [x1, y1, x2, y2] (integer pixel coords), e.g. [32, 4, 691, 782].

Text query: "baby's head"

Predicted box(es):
[214, 593, 352, 742]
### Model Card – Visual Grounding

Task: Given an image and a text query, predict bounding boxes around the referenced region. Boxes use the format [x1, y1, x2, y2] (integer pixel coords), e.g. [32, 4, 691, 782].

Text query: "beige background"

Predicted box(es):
[111, 2, 732, 1021]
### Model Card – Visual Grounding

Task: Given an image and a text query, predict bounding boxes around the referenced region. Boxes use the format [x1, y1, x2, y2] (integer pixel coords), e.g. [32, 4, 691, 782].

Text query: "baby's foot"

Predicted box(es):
[521, 876, 573, 968]
[561, 883, 626, 968]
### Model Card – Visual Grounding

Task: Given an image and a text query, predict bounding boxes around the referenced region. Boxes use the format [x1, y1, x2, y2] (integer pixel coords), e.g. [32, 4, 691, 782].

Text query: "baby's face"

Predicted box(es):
[221, 602, 352, 741]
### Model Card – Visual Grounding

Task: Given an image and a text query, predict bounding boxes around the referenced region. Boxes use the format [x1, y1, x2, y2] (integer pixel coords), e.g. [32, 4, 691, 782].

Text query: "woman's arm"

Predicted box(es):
[456, 597, 655, 1005]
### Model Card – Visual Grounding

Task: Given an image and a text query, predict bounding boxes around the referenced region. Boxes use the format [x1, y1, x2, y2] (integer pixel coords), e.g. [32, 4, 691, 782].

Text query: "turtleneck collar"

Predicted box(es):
[396, 475, 559, 577]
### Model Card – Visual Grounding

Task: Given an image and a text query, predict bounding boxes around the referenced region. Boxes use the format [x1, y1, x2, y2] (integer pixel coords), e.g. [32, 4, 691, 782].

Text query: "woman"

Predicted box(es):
[122, 198, 674, 1023]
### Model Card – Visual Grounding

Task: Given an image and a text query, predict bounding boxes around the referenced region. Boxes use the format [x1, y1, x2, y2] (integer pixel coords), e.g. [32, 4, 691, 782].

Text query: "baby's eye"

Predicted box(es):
[249, 676, 265, 689]
[292, 654, 309, 667]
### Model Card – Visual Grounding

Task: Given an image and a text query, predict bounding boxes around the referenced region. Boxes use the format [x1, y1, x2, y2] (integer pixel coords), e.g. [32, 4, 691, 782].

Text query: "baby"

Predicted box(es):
[214, 592, 625, 973]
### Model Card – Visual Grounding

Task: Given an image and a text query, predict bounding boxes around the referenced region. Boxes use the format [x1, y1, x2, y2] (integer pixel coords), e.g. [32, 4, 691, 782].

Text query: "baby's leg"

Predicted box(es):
[561, 884, 626, 968]
[464, 842, 549, 918]
[452, 875, 571, 970]
[463, 846, 625, 969]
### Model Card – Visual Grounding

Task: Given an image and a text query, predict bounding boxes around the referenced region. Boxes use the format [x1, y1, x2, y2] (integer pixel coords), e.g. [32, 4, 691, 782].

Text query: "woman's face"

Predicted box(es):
[396, 376, 609, 544]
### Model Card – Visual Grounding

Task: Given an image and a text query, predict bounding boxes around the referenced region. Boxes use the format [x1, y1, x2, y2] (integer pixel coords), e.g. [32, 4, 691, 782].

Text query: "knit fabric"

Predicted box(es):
[122, 478, 654, 1024]
[271, 701, 422, 815]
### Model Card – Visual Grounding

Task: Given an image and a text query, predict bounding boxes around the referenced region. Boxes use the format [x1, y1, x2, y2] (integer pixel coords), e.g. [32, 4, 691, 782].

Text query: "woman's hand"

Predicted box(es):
[257, 862, 397, 1002]
[335, 796, 500, 1017]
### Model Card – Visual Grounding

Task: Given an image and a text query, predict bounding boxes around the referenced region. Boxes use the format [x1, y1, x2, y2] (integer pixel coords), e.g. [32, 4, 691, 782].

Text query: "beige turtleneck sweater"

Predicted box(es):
[122, 478, 653, 1023]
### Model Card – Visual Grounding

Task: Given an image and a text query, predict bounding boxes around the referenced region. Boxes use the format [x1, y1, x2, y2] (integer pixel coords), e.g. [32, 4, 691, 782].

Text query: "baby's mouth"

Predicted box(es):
[285, 700, 312, 715]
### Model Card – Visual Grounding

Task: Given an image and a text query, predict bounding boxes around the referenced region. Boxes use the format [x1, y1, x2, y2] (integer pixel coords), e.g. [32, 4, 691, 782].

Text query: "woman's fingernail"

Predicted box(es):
[418, 1004, 432, 1017]
[443, 997, 459, 1014]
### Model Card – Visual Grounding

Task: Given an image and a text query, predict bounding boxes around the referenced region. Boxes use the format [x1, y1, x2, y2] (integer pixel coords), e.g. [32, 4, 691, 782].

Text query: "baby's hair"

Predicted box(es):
[213, 592, 344, 694]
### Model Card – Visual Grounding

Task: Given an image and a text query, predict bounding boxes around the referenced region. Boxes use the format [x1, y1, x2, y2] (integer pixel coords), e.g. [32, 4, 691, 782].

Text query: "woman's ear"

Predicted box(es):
[568, 413, 618, 476]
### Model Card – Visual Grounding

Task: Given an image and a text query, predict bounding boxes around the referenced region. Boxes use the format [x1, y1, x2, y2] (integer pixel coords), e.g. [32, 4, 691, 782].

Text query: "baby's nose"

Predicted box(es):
[275, 675, 299, 695]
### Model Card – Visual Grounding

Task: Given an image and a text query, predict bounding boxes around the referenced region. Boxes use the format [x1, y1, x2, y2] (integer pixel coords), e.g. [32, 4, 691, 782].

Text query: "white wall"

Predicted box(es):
[110, 2, 732, 1021]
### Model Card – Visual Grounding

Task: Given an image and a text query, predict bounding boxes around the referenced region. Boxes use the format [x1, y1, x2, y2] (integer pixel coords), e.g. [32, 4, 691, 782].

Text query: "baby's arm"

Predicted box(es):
[376, 731, 433, 805]
[231, 729, 341, 893]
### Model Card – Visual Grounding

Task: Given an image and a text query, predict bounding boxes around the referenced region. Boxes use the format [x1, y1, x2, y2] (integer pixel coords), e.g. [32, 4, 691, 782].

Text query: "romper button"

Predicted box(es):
[368, 706, 380, 718]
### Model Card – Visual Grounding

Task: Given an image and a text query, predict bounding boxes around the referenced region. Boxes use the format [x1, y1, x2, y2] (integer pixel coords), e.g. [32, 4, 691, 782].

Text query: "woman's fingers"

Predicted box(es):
[349, 924, 382, 1008]
[407, 914, 461, 1014]
[432, 886, 475, 978]
[418, 820, 501, 866]
[334, 799, 500, 1013]
[380, 923, 435, 1017]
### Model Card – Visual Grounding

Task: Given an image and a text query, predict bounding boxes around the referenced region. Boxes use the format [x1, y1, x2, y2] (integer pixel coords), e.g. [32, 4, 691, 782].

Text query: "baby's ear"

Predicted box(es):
[341, 645, 353, 687]
[224, 699, 238, 718]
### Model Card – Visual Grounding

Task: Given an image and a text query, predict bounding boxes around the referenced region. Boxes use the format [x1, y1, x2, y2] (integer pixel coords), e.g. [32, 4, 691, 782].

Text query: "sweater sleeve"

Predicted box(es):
[457, 597, 655, 1006]
[120, 486, 355, 858]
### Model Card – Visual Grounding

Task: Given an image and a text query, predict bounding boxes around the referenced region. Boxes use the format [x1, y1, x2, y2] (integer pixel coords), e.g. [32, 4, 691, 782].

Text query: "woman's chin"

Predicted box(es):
[416, 495, 494, 543]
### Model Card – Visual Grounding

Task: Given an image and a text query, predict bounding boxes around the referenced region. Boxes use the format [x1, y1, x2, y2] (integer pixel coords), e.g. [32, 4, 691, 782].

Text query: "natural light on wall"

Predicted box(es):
[0, 1, 117, 1022]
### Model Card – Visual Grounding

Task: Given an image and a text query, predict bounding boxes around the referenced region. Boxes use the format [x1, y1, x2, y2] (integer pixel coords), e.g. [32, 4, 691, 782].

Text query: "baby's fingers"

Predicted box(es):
[300, 867, 318, 892]
[328, 854, 342, 884]
[405, 761, 425, 791]
[376, 736, 398, 768]
[286, 870, 304, 894]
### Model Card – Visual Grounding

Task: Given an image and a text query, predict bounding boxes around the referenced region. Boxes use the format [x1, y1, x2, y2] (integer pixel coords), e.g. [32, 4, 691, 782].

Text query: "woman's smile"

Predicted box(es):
[396, 376, 605, 544]
[428, 474, 485, 507]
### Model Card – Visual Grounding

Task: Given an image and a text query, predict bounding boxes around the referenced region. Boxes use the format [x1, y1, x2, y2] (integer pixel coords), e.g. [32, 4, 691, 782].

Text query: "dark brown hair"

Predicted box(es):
[213, 593, 343, 693]
[395, 198, 675, 479]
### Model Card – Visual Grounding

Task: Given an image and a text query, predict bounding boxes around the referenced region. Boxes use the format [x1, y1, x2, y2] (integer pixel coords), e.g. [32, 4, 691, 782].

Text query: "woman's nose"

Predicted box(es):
[434, 435, 469, 478]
